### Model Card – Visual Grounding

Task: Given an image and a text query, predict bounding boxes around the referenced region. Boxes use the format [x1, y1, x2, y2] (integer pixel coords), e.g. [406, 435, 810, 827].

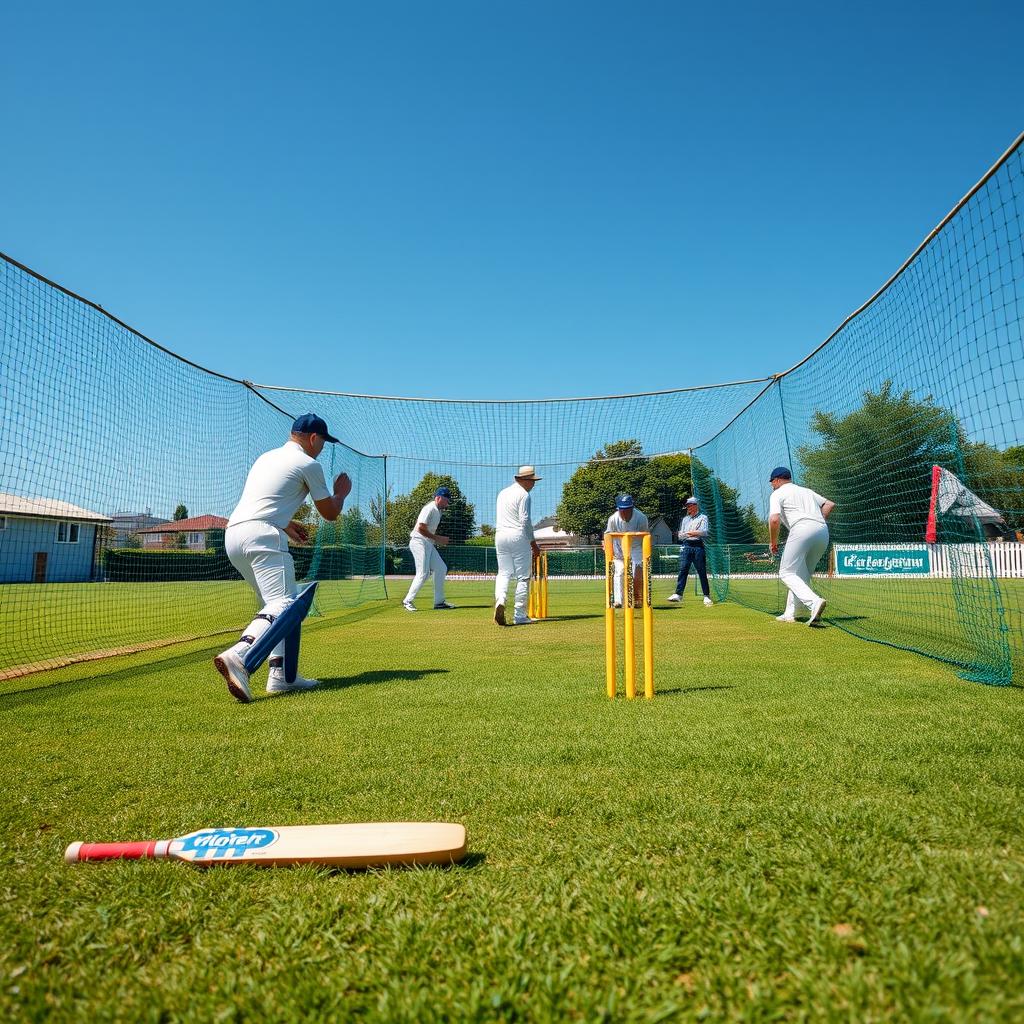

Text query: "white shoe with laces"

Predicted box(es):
[776, 614, 797, 623]
[403, 601, 417, 612]
[267, 671, 320, 694]
[512, 614, 536, 625]
[703, 597, 713, 607]
[214, 648, 252, 703]
[666, 593, 681, 603]
[808, 597, 827, 625]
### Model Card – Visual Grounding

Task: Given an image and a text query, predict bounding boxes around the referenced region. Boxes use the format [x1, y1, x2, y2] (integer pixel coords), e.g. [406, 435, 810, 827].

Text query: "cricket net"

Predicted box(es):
[1, 130, 1022, 682]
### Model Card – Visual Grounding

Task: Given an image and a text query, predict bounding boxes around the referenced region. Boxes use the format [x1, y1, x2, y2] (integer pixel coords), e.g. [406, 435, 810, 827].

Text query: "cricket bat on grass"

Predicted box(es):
[65, 822, 467, 869]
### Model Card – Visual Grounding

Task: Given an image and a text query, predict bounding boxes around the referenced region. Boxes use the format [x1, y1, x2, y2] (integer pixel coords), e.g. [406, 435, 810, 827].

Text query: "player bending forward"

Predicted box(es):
[403, 486, 455, 611]
[768, 466, 835, 626]
[605, 494, 649, 608]
[214, 414, 351, 702]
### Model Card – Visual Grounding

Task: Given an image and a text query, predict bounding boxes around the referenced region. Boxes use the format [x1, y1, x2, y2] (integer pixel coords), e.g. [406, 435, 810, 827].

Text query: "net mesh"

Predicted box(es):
[2, 132, 1022, 682]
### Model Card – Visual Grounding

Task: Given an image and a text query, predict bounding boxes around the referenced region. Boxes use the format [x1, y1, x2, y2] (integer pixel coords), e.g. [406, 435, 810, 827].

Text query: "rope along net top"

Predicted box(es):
[1, 130, 1022, 682]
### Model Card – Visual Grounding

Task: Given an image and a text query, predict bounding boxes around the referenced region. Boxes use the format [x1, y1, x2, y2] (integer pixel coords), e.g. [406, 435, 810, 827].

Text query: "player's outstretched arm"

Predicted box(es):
[314, 473, 352, 522]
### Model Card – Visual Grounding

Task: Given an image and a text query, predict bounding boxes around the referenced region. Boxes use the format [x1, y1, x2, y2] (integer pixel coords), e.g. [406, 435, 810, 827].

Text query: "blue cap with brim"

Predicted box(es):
[435, 487, 452, 499]
[769, 466, 792, 481]
[616, 494, 635, 509]
[292, 413, 339, 444]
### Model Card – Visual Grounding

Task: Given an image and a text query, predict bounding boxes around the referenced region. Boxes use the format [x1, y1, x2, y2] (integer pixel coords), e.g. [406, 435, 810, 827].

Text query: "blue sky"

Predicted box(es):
[3, 0, 1022, 401]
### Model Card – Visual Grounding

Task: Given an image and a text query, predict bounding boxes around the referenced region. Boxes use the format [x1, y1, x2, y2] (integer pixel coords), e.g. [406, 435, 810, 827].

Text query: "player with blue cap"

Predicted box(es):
[768, 466, 836, 625]
[605, 494, 650, 608]
[214, 413, 351, 702]
[403, 485, 456, 612]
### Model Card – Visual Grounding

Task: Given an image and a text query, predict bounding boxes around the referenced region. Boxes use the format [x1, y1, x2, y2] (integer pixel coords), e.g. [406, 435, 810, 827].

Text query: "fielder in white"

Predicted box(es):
[493, 466, 542, 626]
[768, 466, 835, 626]
[403, 486, 455, 611]
[605, 494, 649, 608]
[214, 414, 351, 702]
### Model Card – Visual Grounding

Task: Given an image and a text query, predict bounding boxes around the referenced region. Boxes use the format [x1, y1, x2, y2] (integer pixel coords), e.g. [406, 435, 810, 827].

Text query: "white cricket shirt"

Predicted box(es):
[605, 509, 650, 558]
[768, 482, 828, 531]
[495, 482, 534, 538]
[228, 441, 331, 530]
[410, 499, 442, 545]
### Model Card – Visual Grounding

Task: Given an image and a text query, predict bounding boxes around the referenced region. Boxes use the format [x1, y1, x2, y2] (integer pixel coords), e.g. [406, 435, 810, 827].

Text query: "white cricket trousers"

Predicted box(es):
[225, 521, 297, 659]
[612, 553, 642, 604]
[779, 521, 829, 615]
[404, 535, 448, 605]
[495, 530, 532, 617]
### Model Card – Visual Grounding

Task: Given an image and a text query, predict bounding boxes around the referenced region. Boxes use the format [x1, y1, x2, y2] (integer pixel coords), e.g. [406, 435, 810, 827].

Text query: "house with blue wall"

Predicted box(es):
[0, 494, 112, 583]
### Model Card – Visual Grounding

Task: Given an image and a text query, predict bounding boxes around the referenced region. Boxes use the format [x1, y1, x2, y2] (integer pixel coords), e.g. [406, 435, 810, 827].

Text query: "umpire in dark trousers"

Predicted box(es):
[667, 497, 713, 606]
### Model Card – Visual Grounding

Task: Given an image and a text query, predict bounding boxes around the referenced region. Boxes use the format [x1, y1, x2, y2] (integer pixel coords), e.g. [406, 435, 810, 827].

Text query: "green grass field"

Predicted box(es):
[2, 583, 1023, 1021]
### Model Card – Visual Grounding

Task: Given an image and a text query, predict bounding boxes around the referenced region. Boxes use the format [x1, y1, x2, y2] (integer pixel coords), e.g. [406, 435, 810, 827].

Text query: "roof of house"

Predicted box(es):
[136, 515, 228, 533]
[0, 493, 112, 523]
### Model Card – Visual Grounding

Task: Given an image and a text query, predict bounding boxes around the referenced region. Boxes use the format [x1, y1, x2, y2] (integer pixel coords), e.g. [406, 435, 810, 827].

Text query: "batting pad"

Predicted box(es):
[242, 581, 319, 675]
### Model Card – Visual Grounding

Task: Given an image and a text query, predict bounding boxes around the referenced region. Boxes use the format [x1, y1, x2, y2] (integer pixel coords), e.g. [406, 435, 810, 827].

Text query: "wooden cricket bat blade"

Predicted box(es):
[65, 822, 467, 868]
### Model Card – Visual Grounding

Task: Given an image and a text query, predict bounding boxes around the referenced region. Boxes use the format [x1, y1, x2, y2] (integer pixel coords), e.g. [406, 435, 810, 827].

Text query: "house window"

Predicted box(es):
[56, 522, 81, 544]
[189, 532, 202, 545]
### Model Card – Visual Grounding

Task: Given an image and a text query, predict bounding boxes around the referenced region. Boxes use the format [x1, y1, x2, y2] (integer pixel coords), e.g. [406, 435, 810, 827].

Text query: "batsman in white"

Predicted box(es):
[403, 486, 455, 611]
[768, 466, 835, 626]
[214, 414, 351, 702]
[605, 494, 649, 608]
[493, 466, 542, 626]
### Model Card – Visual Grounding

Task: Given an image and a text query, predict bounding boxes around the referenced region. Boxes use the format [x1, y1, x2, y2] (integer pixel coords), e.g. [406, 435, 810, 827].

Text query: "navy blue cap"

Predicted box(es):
[435, 486, 452, 499]
[769, 466, 792, 481]
[616, 494, 635, 509]
[292, 413, 339, 444]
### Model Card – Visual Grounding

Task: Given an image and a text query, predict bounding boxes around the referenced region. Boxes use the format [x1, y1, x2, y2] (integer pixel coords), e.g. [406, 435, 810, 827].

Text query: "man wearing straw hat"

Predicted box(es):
[494, 466, 542, 626]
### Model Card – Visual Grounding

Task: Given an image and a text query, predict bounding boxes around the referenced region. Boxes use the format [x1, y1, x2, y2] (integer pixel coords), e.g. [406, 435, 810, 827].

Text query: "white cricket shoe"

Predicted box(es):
[808, 597, 827, 626]
[403, 601, 417, 612]
[703, 597, 713, 607]
[434, 601, 457, 610]
[666, 593, 681, 603]
[512, 614, 537, 625]
[267, 671, 320, 694]
[214, 648, 252, 704]
[776, 614, 797, 623]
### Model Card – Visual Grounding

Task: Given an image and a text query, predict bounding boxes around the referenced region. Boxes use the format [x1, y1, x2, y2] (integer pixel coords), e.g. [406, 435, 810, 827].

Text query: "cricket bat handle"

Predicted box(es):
[65, 839, 169, 864]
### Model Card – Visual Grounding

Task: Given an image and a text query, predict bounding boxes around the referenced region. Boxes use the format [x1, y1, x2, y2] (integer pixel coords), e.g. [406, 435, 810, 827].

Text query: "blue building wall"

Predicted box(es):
[0, 517, 100, 583]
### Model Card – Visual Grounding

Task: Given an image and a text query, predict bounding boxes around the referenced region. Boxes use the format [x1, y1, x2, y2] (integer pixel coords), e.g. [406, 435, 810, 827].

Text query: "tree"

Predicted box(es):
[690, 458, 764, 544]
[383, 473, 476, 544]
[338, 507, 369, 545]
[556, 440, 695, 541]
[798, 380, 1023, 541]
[173, 504, 189, 521]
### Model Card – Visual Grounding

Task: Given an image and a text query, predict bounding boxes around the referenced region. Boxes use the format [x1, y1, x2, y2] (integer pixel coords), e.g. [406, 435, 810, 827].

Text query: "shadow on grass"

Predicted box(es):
[326, 850, 487, 875]
[317, 668, 450, 691]
[655, 685, 735, 697]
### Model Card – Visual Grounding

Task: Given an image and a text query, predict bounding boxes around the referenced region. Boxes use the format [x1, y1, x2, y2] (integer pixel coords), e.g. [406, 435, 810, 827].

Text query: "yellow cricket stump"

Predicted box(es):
[529, 551, 549, 620]
[603, 532, 654, 699]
